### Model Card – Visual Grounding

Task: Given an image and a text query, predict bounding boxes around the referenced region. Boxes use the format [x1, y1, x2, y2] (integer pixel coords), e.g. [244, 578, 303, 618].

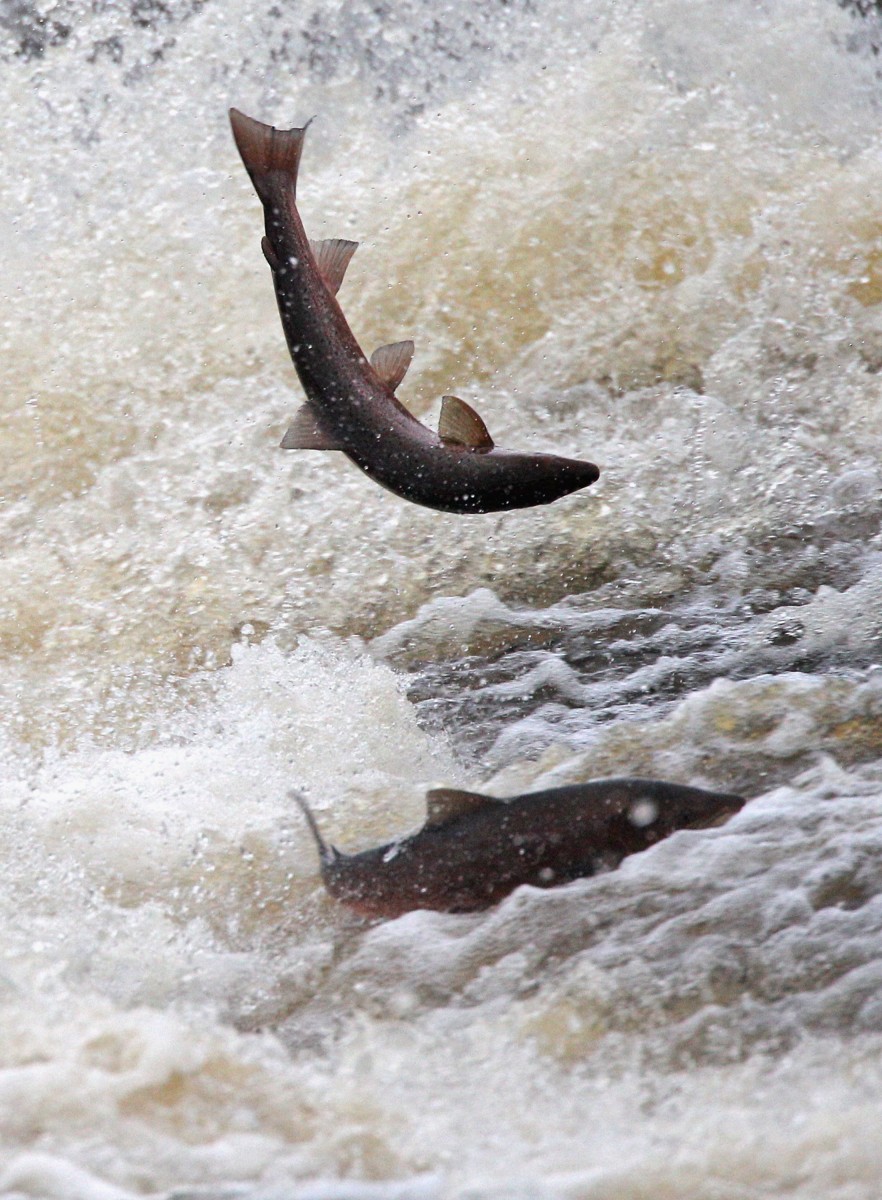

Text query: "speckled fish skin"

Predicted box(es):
[229, 109, 600, 514]
[293, 779, 746, 918]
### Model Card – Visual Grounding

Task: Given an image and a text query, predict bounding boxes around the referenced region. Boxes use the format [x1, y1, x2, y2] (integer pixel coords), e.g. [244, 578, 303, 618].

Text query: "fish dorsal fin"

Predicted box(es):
[280, 403, 345, 451]
[370, 340, 414, 392]
[438, 396, 495, 451]
[424, 787, 501, 828]
[309, 238, 358, 296]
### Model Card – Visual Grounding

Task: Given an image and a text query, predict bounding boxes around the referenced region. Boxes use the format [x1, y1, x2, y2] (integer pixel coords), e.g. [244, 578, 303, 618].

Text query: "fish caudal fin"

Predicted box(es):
[290, 790, 338, 868]
[229, 108, 311, 197]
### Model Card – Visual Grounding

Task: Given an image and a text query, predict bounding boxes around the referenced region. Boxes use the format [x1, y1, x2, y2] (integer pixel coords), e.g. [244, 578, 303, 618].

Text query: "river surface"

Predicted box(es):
[3, 0, 882, 1195]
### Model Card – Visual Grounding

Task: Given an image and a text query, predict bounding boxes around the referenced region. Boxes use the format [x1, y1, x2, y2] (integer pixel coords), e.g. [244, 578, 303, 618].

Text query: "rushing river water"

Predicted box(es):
[3, 0, 882, 1195]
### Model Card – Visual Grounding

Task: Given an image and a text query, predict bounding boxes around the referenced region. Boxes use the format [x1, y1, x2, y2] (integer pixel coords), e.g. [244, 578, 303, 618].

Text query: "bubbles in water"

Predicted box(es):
[627, 798, 658, 827]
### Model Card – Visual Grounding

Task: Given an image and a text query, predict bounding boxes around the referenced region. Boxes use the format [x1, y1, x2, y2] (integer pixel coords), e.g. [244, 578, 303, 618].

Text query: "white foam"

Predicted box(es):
[3, 0, 882, 1196]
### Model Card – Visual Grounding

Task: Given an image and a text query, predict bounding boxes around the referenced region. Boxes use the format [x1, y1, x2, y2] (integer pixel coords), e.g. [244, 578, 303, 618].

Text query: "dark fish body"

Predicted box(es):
[293, 779, 745, 918]
[229, 109, 600, 514]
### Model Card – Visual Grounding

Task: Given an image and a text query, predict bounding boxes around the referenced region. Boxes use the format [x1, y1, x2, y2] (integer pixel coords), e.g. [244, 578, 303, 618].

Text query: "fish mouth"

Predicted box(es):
[684, 795, 746, 829]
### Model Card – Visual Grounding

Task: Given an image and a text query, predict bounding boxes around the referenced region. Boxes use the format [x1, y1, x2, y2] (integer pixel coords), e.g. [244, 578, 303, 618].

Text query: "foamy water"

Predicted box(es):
[3, 0, 882, 1195]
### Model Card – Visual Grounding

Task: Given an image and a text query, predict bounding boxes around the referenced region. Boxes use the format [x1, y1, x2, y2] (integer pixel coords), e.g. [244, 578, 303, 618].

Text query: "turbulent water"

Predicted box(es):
[3, 0, 882, 1194]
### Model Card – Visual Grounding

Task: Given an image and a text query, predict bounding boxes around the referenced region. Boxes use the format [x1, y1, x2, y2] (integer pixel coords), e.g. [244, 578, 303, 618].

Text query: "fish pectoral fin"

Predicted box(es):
[424, 787, 502, 828]
[309, 238, 359, 296]
[280, 403, 345, 451]
[438, 396, 495, 451]
[370, 340, 414, 392]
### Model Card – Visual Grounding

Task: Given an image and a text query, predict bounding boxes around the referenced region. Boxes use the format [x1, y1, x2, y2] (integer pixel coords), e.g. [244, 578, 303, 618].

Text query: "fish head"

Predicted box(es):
[510, 450, 600, 507]
[617, 781, 746, 847]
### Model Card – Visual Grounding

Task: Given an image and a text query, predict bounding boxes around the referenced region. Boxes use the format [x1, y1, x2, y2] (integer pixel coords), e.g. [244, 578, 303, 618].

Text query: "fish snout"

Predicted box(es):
[681, 790, 746, 830]
[623, 786, 745, 838]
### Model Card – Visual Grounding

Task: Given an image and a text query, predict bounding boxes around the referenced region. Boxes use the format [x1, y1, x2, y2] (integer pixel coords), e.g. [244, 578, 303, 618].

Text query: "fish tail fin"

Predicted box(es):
[289, 790, 337, 868]
[230, 108, 311, 197]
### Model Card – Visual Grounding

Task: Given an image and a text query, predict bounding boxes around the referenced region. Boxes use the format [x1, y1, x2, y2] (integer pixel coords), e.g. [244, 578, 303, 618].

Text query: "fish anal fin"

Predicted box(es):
[261, 235, 280, 271]
[281, 403, 345, 451]
[309, 238, 359, 296]
[370, 340, 414, 392]
[229, 109, 310, 196]
[424, 787, 500, 828]
[438, 396, 495, 451]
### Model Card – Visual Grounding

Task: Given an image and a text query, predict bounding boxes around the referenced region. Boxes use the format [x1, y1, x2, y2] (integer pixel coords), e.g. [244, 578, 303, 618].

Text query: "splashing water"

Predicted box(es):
[4, 0, 882, 1195]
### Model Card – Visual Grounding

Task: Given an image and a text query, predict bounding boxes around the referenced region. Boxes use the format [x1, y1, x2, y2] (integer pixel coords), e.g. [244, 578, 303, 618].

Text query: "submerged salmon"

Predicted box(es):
[229, 109, 600, 514]
[293, 778, 745, 918]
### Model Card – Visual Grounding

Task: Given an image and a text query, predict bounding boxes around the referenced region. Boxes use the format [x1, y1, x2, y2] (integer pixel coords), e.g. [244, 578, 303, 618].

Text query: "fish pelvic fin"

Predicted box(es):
[230, 108, 311, 197]
[290, 790, 338, 868]
[438, 396, 495, 451]
[309, 238, 359, 296]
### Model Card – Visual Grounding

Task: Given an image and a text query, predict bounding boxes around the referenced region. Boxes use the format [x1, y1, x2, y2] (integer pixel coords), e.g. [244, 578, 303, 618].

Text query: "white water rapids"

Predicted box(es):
[3, 0, 882, 1195]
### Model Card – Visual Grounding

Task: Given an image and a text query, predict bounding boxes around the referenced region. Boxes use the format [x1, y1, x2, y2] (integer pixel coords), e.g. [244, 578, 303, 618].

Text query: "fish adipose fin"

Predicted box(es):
[309, 238, 359, 296]
[424, 787, 502, 828]
[370, 340, 414, 392]
[438, 396, 495, 451]
[229, 108, 311, 198]
[281, 403, 346, 451]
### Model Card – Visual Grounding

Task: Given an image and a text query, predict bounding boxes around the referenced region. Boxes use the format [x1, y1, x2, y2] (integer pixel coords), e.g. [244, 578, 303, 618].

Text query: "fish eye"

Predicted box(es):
[628, 799, 658, 828]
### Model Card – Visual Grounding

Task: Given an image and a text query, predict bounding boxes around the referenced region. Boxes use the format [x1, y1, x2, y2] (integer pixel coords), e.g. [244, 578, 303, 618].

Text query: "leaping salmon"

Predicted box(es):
[292, 778, 745, 918]
[229, 109, 601, 514]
